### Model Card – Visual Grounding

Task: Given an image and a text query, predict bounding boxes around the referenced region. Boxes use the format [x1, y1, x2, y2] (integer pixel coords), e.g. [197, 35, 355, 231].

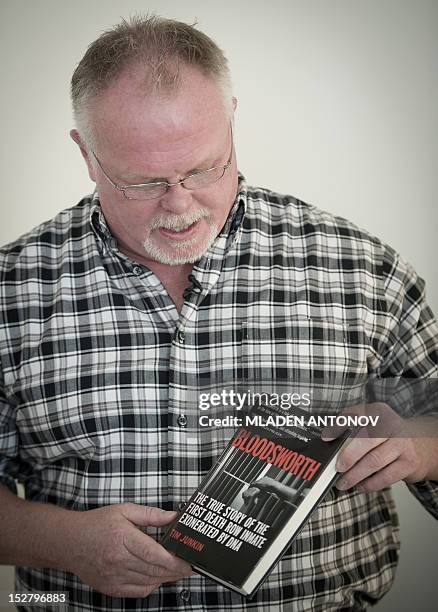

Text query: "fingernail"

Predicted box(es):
[336, 478, 347, 490]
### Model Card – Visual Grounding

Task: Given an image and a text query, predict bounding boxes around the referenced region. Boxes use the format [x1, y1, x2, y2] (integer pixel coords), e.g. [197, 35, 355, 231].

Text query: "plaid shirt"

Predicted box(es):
[1, 175, 437, 611]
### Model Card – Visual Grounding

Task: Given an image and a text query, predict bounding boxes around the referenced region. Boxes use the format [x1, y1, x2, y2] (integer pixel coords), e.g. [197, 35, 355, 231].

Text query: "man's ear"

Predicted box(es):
[232, 96, 238, 112]
[70, 129, 96, 182]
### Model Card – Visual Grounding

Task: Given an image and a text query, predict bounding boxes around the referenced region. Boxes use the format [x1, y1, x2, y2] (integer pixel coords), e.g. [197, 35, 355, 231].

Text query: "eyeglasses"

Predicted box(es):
[90, 123, 233, 201]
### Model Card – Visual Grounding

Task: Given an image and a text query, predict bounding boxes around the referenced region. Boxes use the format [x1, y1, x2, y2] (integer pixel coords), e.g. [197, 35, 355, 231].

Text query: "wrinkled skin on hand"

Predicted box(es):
[66, 503, 194, 598]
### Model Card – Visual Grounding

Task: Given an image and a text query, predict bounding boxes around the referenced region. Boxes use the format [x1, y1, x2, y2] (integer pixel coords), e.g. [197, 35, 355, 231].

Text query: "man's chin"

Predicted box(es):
[142, 240, 208, 266]
[143, 226, 218, 266]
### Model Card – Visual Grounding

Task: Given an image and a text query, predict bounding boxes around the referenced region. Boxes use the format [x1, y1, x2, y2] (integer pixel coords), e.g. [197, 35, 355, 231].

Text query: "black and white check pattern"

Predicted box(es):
[1, 175, 437, 611]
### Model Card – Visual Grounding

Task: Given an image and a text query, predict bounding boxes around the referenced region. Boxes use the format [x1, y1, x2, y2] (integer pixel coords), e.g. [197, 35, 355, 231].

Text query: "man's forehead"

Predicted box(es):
[94, 112, 225, 165]
[90, 63, 226, 137]
[89, 68, 229, 178]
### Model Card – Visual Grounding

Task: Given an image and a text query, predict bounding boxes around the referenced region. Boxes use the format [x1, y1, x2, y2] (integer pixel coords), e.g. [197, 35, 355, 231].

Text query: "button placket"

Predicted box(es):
[177, 414, 187, 427]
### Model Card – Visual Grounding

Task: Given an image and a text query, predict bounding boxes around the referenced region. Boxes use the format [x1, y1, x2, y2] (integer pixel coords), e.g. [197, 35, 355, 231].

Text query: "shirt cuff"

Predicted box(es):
[406, 479, 438, 519]
[0, 475, 18, 495]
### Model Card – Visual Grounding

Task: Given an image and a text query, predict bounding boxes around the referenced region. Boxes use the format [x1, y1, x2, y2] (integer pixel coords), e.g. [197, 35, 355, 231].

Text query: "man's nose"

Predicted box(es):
[159, 182, 193, 214]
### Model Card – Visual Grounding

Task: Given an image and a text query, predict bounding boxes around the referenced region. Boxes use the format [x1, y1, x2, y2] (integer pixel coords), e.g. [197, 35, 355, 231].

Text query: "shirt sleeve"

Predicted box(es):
[377, 245, 438, 518]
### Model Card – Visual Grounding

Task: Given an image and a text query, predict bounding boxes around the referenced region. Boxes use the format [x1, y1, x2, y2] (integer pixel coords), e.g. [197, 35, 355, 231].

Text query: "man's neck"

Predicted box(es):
[120, 245, 193, 311]
[149, 260, 194, 312]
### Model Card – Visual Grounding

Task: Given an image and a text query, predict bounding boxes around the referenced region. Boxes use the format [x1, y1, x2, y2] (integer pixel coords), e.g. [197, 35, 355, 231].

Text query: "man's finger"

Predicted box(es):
[115, 583, 161, 598]
[336, 439, 400, 490]
[121, 568, 166, 585]
[124, 560, 192, 582]
[123, 529, 193, 575]
[121, 503, 178, 527]
[356, 459, 409, 492]
[336, 436, 388, 473]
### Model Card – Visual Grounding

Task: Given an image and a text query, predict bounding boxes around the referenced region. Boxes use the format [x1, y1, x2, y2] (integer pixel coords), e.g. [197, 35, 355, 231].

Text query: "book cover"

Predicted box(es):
[161, 403, 353, 597]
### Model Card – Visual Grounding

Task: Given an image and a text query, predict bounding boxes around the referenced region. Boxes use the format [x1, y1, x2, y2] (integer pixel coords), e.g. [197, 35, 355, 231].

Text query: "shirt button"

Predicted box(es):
[177, 330, 186, 343]
[180, 589, 191, 602]
[132, 265, 142, 276]
[178, 501, 187, 511]
[177, 414, 187, 428]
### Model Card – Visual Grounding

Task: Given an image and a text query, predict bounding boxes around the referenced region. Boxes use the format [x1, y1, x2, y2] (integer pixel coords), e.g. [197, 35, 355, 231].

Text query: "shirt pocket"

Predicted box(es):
[240, 317, 370, 402]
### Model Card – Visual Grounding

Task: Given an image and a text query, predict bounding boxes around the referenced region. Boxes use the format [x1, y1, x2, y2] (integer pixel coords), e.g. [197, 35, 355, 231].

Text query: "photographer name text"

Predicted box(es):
[199, 414, 380, 428]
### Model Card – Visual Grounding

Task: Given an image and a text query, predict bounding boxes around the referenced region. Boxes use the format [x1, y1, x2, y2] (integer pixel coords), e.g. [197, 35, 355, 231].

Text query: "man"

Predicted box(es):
[0, 15, 437, 612]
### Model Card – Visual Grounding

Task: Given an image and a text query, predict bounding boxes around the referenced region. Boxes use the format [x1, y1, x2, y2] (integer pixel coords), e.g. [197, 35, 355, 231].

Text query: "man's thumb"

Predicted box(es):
[122, 503, 178, 527]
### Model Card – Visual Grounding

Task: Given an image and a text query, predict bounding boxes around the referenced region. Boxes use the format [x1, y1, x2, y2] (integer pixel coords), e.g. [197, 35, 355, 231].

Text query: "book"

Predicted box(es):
[161, 403, 354, 597]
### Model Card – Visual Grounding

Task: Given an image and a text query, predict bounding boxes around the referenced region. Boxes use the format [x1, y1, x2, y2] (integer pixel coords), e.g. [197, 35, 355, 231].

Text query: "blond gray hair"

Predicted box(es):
[71, 14, 233, 146]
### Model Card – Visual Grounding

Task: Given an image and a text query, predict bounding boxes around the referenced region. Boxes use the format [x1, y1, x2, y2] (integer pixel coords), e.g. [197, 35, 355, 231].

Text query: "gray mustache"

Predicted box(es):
[149, 209, 209, 231]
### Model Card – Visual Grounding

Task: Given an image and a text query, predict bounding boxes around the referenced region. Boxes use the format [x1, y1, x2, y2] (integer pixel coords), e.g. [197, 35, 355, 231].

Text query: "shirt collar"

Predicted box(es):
[219, 172, 247, 239]
[89, 192, 115, 248]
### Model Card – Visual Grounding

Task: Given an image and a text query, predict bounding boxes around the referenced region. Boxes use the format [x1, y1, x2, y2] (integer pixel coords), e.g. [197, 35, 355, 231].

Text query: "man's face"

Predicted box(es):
[74, 66, 238, 266]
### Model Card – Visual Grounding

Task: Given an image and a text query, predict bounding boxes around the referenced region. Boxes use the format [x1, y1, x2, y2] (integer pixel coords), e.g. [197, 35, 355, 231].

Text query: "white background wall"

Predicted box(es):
[0, 1, 437, 611]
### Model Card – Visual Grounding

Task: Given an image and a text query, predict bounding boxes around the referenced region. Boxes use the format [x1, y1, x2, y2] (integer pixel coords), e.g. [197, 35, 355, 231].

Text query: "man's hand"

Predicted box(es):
[322, 403, 438, 492]
[66, 503, 193, 598]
